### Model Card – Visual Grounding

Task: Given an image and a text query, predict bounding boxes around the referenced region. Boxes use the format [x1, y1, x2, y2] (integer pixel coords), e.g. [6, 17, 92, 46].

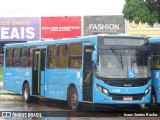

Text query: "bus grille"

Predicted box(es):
[110, 94, 144, 101]
[103, 79, 149, 87]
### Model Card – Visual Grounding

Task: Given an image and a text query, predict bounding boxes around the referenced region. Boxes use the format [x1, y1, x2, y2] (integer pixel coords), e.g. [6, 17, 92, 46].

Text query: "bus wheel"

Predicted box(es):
[69, 87, 79, 110]
[151, 94, 157, 106]
[23, 83, 31, 103]
[149, 90, 158, 111]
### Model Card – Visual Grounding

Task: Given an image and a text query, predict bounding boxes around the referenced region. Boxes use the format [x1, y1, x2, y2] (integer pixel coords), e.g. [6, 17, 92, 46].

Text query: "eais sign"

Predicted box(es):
[0, 17, 40, 41]
[41, 16, 81, 40]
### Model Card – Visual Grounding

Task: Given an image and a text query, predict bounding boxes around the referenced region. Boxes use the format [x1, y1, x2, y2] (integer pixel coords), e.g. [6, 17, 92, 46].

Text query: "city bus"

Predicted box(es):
[3, 34, 151, 110]
[149, 37, 160, 107]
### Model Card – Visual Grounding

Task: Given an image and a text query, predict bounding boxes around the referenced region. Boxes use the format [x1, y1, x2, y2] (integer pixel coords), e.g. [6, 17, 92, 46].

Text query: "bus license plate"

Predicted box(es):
[123, 96, 133, 101]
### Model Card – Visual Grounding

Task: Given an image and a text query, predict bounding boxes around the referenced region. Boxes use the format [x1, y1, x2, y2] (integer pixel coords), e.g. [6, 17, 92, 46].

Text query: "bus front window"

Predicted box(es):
[129, 49, 149, 78]
[95, 48, 150, 79]
[96, 50, 126, 78]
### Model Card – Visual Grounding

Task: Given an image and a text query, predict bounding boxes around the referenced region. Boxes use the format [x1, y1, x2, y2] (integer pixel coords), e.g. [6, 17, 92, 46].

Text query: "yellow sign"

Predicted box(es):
[126, 21, 160, 37]
[35, 51, 40, 54]
[85, 49, 92, 52]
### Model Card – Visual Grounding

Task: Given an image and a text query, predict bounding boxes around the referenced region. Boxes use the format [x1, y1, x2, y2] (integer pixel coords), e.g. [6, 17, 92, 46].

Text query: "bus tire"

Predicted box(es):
[69, 87, 79, 110]
[23, 83, 31, 103]
[149, 88, 158, 111]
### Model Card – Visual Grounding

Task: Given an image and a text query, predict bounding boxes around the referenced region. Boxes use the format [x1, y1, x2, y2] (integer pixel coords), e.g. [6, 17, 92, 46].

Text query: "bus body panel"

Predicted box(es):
[149, 38, 160, 104]
[44, 69, 83, 101]
[93, 77, 151, 104]
[151, 70, 160, 103]
[3, 67, 32, 94]
[3, 68, 16, 92]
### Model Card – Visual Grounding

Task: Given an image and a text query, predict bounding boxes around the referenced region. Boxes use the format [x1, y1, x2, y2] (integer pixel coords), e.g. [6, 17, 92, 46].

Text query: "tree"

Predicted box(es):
[122, 0, 160, 26]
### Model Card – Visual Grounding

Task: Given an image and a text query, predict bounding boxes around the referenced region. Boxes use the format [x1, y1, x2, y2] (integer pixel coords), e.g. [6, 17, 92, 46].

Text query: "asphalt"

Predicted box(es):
[0, 81, 23, 101]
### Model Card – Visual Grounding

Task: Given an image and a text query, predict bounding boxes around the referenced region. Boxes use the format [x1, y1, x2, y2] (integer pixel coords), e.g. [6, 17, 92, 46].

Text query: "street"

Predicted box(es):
[0, 100, 160, 120]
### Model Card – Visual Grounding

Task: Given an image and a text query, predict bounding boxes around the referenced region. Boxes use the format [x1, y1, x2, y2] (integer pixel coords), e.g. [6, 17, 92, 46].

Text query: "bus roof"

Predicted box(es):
[5, 34, 146, 48]
[148, 37, 160, 43]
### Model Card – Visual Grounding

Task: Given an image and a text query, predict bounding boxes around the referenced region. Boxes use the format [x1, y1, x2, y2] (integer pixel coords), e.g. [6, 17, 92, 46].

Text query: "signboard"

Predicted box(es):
[126, 21, 160, 37]
[0, 17, 40, 41]
[41, 16, 81, 40]
[83, 15, 125, 36]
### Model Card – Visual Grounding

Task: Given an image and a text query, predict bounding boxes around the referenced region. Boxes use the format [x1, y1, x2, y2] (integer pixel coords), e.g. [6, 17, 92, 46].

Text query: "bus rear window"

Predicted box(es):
[6, 48, 13, 67]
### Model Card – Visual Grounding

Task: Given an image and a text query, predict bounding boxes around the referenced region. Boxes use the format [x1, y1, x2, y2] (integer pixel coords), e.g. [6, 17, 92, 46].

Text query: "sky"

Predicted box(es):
[0, 0, 125, 17]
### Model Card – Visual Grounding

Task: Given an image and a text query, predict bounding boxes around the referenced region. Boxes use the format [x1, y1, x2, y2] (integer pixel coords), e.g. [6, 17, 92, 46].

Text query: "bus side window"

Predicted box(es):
[13, 48, 21, 67]
[6, 48, 13, 67]
[69, 44, 82, 68]
[57, 45, 68, 68]
[29, 47, 35, 67]
[47, 45, 57, 68]
[21, 47, 29, 67]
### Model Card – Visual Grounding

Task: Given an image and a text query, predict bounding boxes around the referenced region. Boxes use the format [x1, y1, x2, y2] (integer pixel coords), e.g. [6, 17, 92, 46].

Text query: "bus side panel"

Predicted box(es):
[3, 68, 16, 92]
[44, 69, 83, 101]
[63, 69, 83, 101]
[45, 69, 64, 99]
[151, 70, 160, 103]
[14, 68, 26, 94]
[3, 67, 32, 95]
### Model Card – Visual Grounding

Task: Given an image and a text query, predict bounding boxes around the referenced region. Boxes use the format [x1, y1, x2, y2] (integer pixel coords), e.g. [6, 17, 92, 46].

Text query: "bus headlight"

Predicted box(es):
[103, 88, 109, 96]
[96, 84, 102, 92]
[96, 84, 109, 96]
[144, 86, 151, 96]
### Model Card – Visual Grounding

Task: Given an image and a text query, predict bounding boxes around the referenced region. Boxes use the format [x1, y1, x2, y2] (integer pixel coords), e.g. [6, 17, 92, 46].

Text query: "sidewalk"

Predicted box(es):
[0, 81, 23, 101]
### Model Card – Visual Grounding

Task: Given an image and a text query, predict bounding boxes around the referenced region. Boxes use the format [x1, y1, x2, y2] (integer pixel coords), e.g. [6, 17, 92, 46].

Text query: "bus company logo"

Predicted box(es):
[129, 21, 139, 28]
[1, 112, 11, 117]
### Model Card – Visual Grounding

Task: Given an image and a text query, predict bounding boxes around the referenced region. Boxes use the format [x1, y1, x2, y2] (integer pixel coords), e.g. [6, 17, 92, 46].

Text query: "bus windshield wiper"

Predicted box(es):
[111, 48, 123, 70]
[131, 48, 140, 69]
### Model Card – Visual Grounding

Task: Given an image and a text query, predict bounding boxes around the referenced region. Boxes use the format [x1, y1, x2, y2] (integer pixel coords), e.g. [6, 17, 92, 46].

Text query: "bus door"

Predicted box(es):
[83, 46, 93, 102]
[32, 49, 46, 96]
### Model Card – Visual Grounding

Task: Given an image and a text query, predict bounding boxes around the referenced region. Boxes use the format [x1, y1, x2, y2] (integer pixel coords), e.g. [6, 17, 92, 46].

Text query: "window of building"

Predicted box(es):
[69, 44, 82, 68]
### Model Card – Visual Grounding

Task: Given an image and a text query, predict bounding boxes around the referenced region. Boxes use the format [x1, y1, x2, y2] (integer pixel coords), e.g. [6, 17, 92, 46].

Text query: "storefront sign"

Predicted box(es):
[84, 16, 125, 36]
[41, 16, 81, 40]
[0, 17, 40, 41]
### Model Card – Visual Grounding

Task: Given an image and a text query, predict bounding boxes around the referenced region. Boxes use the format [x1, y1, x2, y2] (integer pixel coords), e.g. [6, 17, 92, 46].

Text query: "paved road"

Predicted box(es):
[0, 101, 160, 120]
[0, 81, 160, 120]
[0, 82, 13, 93]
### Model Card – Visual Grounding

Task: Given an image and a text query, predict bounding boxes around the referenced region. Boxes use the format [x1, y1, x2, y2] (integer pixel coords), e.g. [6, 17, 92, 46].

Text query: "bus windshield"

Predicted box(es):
[95, 47, 149, 78]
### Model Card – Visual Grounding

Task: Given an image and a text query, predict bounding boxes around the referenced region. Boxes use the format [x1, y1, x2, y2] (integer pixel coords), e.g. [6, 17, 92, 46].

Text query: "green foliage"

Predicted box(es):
[123, 0, 160, 26]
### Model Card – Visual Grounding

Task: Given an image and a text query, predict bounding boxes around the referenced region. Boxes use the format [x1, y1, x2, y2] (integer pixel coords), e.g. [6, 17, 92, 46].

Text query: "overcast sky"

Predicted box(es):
[0, 0, 125, 17]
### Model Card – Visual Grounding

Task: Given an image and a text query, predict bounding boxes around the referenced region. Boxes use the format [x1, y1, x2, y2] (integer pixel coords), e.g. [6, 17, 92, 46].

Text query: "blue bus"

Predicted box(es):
[3, 34, 151, 110]
[149, 37, 160, 106]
